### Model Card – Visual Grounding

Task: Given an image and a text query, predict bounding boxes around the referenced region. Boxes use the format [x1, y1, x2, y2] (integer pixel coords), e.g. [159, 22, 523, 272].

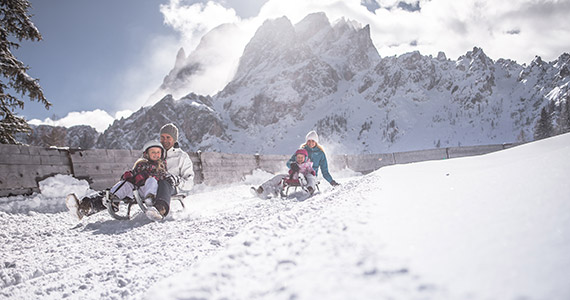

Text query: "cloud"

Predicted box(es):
[114, 110, 134, 120]
[115, 34, 182, 110]
[159, 0, 570, 75]
[160, 0, 242, 51]
[130, 0, 254, 105]
[177, 22, 251, 96]
[361, 0, 570, 63]
[148, 22, 253, 103]
[127, 0, 570, 108]
[29, 109, 116, 132]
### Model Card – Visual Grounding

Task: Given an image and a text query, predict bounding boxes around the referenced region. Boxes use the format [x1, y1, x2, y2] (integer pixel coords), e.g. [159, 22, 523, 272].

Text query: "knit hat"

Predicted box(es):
[160, 123, 179, 141]
[305, 130, 319, 144]
[295, 148, 308, 158]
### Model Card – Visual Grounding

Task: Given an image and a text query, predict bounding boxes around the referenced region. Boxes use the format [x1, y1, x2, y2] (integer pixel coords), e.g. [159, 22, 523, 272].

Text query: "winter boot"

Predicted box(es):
[66, 194, 93, 220]
[79, 198, 93, 216]
[154, 200, 169, 216]
[88, 192, 107, 214]
[250, 186, 264, 197]
[306, 186, 314, 196]
[145, 206, 164, 221]
[66, 194, 83, 220]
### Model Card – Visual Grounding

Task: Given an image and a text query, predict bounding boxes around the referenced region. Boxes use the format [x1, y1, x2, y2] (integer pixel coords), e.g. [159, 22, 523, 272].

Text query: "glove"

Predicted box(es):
[121, 171, 133, 181]
[330, 180, 340, 187]
[290, 163, 299, 172]
[166, 174, 180, 187]
[134, 174, 146, 186]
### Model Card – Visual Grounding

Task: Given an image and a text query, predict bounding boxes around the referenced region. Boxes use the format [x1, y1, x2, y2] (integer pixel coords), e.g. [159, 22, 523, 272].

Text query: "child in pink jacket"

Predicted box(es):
[287, 148, 316, 189]
[251, 148, 317, 198]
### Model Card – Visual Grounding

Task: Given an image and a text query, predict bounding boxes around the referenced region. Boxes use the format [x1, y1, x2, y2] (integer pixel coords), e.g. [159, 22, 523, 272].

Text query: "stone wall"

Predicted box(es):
[0, 143, 516, 196]
[0, 144, 72, 196]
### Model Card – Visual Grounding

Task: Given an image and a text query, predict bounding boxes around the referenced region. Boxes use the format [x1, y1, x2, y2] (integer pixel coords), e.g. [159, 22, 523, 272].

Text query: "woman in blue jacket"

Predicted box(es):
[287, 130, 339, 186]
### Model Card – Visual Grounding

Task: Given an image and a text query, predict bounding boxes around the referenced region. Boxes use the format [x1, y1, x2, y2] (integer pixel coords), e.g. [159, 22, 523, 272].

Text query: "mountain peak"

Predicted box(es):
[295, 12, 331, 42]
[174, 47, 186, 69]
[332, 16, 362, 32]
[460, 46, 489, 60]
[554, 53, 570, 67]
[234, 16, 298, 78]
[531, 55, 543, 66]
[257, 16, 295, 38]
[456, 46, 494, 74]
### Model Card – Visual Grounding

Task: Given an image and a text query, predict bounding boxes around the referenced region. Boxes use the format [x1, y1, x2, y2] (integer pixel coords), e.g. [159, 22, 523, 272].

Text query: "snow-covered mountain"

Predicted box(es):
[100, 12, 570, 154]
[96, 94, 228, 150]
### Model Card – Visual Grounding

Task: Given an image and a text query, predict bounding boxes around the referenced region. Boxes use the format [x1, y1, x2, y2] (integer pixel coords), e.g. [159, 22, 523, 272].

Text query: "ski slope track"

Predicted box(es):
[1, 133, 570, 299]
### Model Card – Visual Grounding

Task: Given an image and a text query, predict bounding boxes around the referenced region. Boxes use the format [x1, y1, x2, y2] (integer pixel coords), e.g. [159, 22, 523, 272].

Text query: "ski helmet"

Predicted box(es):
[142, 140, 165, 160]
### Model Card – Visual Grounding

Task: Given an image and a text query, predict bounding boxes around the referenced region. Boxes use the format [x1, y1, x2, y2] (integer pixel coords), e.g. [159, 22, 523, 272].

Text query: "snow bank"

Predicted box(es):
[365, 133, 570, 299]
[0, 174, 93, 214]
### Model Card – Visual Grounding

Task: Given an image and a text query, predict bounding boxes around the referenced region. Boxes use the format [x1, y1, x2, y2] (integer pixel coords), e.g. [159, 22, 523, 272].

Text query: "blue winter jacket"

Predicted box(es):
[287, 145, 334, 183]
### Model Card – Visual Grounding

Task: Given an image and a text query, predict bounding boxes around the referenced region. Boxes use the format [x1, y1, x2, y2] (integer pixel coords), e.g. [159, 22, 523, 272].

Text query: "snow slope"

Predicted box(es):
[1, 133, 570, 299]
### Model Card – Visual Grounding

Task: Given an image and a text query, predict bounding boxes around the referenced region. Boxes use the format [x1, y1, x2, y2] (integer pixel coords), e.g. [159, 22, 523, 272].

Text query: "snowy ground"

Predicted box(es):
[1, 133, 570, 300]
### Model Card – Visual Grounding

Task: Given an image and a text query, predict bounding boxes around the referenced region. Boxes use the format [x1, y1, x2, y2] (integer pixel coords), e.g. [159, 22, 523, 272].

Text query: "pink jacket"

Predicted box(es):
[289, 159, 316, 180]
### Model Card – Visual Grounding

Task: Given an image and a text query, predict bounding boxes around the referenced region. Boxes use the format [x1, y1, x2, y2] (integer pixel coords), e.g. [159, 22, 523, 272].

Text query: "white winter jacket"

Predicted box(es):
[165, 146, 194, 191]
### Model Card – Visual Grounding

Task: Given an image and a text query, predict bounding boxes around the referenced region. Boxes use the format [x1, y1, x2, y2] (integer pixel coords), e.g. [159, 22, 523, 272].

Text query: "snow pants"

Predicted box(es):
[110, 177, 158, 200]
[259, 174, 288, 198]
[80, 178, 165, 217]
[259, 173, 317, 198]
[303, 173, 317, 190]
[154, 179, 173, 216]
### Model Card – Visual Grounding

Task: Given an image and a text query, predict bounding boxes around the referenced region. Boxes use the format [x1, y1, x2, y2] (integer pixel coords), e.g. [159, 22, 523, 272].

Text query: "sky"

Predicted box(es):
[12, 0, 570, 132]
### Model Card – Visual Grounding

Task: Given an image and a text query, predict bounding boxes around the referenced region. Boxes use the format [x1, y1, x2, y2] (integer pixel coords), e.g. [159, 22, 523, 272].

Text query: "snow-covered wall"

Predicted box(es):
[0, 142, 518, 196]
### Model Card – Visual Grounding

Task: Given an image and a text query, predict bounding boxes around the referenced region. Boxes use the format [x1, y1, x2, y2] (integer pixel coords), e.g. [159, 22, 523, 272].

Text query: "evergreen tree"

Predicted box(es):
[557, 98, 570, 134]
[1, 0, 51, 144]
[548, 100, 556, 114]
[517, 129, 527, 143]
[534, 107, 554, 140]
[78, 131, 95, 149]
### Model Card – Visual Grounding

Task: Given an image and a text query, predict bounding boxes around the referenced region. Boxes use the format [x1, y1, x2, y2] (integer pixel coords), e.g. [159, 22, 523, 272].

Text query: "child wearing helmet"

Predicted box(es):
[66, 141, 170, 220]
[286, 148, 317, 194]
[110, 141, 169, 202]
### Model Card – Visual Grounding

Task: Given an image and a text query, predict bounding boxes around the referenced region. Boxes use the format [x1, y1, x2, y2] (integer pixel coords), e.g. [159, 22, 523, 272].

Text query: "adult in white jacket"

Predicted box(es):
[159, 123, 194, 191]
[155, 123, 194, 216]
